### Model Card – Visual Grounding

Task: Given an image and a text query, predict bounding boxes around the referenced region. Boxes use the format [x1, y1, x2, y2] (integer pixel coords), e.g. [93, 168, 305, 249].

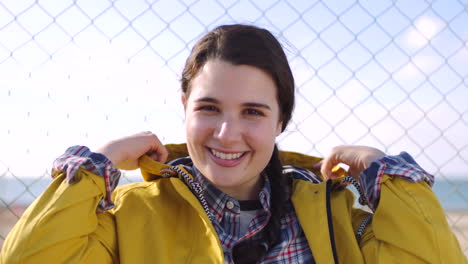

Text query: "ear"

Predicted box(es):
[181, 93, 187, 110]
[275, 121, 283, 137]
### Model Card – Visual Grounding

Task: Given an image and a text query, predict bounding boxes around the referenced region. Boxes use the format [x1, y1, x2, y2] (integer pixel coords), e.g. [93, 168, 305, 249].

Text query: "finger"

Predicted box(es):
[147, 133, 169, 163]
[320, 156, 336, 180]
[156, 145, 169, 163]
[315, 161, 339, 179]
[312, 160, 322, 170]
[348, 167, 361, 179]
[147, 151, 168, 163]
[147, 152, 160, 161]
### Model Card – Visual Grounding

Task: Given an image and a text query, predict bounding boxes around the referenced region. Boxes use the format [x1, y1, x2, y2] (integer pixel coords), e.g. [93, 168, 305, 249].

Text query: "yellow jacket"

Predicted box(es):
[1, 144, 466, 263]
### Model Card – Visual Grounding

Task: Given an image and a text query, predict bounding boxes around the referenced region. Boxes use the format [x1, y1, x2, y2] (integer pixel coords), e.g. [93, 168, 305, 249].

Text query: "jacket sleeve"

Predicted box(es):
[357, 153, 467, 263]
[0, 148, 119, 264]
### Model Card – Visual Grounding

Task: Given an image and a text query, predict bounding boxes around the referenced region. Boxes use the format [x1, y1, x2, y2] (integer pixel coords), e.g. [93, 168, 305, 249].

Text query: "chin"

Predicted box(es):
[206, 173, 239, 187]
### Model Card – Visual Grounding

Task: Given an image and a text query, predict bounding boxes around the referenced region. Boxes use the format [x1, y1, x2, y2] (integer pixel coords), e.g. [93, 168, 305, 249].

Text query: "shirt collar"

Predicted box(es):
[192, 166, 272, 223]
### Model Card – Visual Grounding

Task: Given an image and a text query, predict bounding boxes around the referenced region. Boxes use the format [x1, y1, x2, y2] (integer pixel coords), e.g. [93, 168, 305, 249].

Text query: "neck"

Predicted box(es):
[219, 180, 263, 200]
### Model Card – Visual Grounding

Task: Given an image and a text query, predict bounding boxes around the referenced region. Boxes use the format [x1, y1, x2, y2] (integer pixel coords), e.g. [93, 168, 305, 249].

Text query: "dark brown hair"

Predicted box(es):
[181, 24, 295, 263]
[181, 24, 295, 132]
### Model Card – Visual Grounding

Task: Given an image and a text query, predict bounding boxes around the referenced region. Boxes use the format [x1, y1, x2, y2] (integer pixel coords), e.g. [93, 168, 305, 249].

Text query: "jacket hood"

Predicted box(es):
[138, 143, 347, 182]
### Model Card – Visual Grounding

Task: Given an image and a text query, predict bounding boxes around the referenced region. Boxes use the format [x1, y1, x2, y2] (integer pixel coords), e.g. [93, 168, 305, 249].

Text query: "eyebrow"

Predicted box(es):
[242, 102, 271, 110]
[194, 97, 272, 110]
[194, 97, 219, 104]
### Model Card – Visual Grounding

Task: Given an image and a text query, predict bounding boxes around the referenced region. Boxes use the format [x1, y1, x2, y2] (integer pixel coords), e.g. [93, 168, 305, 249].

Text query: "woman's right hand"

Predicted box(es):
[95, 131, 169, 170]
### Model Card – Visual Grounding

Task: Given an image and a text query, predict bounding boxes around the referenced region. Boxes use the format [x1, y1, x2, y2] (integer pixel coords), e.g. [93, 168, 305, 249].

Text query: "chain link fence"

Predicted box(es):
[1, 0, 467, 253]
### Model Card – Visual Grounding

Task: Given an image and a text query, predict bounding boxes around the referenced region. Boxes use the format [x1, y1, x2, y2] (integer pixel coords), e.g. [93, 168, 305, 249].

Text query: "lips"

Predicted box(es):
[208, 147, 248, 167]
[210, 148, 245, 160]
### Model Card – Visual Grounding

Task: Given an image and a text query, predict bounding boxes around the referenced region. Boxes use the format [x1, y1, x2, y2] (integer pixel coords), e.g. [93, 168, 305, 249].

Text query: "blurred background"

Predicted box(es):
[0, 0, 467, 253]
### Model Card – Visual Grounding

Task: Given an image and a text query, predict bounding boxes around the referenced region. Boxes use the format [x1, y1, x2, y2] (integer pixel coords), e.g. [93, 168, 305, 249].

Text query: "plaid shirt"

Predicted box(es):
[358, 152, 434, 211]
[167, 158, 320, 263]
[53, 146, 434, 263]
[52, 146, 120, 210]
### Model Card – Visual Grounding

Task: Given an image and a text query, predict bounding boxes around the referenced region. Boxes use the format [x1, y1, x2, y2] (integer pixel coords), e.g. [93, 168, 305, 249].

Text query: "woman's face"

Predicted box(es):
[182, 59, 283, 200]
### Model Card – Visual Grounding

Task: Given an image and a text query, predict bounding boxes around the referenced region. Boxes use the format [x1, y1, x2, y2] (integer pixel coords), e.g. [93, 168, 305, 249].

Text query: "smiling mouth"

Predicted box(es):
[210, 148, 246, 160]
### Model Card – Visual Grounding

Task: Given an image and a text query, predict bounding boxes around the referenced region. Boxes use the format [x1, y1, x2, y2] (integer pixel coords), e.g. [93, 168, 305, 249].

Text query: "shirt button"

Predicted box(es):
[226, 200, 234, 209]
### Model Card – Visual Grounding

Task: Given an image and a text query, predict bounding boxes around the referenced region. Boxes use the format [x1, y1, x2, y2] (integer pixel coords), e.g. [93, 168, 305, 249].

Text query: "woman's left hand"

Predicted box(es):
[316, 145, 385, 180]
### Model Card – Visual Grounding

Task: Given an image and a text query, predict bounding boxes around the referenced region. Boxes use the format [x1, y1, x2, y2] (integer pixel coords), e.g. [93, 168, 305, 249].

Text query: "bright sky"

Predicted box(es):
[0, 0, 467, 178]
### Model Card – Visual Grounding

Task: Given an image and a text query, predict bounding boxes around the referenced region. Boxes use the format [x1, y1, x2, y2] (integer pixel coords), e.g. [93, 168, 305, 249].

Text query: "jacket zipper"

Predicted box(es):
[326, 180, 339, 264]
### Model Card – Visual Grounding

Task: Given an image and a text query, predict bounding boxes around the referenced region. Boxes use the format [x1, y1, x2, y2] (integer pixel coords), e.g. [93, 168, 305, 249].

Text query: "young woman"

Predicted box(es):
[1, 25, 465, 264]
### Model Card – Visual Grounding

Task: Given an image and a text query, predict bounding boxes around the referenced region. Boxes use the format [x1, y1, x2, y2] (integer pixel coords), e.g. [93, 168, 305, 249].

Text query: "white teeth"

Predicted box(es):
[211, 149, 243, 160]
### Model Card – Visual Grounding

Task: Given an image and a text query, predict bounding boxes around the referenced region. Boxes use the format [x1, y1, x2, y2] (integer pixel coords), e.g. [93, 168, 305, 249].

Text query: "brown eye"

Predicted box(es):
[244, 108, 264, 116]
[198, 105, 219, 112]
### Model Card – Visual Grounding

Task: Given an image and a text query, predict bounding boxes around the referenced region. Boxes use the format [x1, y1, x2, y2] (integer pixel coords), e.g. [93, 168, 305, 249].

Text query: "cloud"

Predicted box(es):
[406, 17, 443, 48]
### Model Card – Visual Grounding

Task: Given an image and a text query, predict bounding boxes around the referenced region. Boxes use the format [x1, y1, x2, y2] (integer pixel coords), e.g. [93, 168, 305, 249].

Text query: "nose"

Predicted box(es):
[214, 115, 243, 146]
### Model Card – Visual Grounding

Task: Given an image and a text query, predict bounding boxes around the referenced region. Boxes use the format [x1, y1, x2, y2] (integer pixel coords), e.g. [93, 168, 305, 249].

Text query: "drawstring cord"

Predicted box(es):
[342, 176, 368, 206]
[163, 167, 372, 244]
[165, 166, 215, 223]
[342, 176, 373, 243]
[355, 215, 372, 242]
